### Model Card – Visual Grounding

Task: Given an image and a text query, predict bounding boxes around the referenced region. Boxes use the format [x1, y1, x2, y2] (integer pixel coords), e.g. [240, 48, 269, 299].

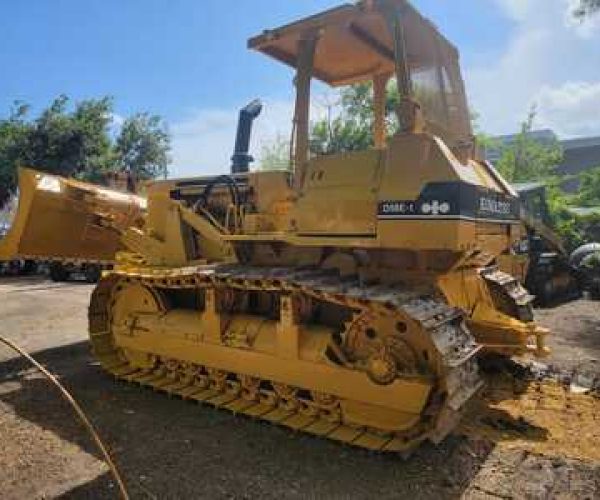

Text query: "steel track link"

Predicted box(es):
[88, 264, 483, 453]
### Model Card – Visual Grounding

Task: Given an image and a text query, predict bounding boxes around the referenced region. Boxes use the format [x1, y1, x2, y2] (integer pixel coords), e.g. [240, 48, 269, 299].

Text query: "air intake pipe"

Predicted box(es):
[231, 99, 263, 174]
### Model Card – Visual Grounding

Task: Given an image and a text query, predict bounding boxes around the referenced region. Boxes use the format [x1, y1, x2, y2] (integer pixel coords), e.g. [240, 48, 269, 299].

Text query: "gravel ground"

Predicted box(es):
[535, 298, 600, 377]
[1, 276, 599, 499]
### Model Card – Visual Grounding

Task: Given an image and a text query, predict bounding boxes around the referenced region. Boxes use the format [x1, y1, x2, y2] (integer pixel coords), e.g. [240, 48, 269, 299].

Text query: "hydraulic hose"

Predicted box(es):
[0, 335, 130, 500]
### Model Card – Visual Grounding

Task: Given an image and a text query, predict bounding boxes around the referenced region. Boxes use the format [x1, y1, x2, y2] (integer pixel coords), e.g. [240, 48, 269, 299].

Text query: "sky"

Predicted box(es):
[0, 0, 599, 178]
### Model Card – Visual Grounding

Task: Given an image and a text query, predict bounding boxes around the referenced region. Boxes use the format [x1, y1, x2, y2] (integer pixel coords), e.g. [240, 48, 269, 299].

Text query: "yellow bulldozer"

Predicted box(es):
[0, 0, 550, 453]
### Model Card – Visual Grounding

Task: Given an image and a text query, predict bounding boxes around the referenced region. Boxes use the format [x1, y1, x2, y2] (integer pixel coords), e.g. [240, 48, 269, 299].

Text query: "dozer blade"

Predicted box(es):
[0, 167, 146, 263]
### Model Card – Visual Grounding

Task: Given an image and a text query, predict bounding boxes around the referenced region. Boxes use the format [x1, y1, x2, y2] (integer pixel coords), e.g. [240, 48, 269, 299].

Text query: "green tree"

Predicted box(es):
[115, 113, 170, 180]
[576, 166, 600, 207]
[309, 80, 399, 155]
[0, 96, 171, 207]
[71, 97, 116, 181]
[495, 107, 563, 183]
[26, 95, 115, 180]
[310, 116, 372, 154]
[309, 80, 483, 156]
[0, 103, 33, 206]
[259, 134, 290, 171]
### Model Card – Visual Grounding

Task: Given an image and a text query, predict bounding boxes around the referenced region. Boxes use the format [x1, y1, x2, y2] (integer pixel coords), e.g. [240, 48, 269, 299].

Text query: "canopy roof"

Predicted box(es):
[248, 0, 458, 87]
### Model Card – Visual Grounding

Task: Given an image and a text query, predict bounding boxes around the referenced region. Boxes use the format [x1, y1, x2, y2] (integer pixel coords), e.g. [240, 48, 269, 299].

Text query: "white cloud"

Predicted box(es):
[467, 0, 600, 137]
[535, 81, 600, 136]
[168, 98, 330, 179]
[169, 99, 293, 178]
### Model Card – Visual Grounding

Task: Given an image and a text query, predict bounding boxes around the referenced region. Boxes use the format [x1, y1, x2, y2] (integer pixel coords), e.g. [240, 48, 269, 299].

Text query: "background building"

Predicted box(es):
[485, 129, 558, 164]
[485, 130, 600, 192]
[558, 136, 600, 191]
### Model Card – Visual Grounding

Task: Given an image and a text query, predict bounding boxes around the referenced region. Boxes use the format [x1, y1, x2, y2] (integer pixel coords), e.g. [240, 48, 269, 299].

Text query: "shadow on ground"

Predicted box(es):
[0, 341, 507, 499]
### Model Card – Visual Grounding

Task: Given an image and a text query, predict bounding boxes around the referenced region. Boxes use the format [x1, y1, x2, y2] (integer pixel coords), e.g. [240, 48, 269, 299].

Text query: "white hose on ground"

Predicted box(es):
[0, 334, 130, 500]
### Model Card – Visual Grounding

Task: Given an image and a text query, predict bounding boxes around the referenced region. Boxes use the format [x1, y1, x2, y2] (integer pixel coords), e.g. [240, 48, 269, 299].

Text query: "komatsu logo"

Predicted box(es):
[379, 199, 454, 217]
[421, 200, 450, 215]
[479, 197, 511, 215]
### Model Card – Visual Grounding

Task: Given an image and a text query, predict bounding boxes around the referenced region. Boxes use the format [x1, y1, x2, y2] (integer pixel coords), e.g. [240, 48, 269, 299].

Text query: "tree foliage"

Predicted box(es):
[0, 96, 171, 207]
[0, 103, 31, 206]
[485, 107, 600, 248]
[259, 82, 399, 169]
[551, 208, 600, 251]
[494, 107, 563, 183]
[310, 117, 372, 155]
[115, 113, 170, 180]
[576, 167, 600, 207]
[26, 95, 114, 181]
[309, 81, 399, 155]
[259, 134, 290, 171]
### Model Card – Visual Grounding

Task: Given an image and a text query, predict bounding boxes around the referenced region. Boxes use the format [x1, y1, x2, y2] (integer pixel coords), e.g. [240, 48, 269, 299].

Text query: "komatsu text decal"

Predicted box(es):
[378, 182, 520, 223]
[479, 197, 512, 216]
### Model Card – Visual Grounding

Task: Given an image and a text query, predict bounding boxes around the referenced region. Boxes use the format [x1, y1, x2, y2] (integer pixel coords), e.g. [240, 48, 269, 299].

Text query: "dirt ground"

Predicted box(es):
[535, 300, 600, 377]
[1, 276, 599, 499]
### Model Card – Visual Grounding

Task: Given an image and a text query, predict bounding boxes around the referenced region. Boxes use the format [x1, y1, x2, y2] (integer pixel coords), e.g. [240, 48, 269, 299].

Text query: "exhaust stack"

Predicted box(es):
[231, 99, 263, 174]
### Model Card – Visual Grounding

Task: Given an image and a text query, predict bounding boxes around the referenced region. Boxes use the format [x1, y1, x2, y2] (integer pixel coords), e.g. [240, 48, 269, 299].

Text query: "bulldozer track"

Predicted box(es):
[481, 268, 535, 322]
[88, 264, 483, 453]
